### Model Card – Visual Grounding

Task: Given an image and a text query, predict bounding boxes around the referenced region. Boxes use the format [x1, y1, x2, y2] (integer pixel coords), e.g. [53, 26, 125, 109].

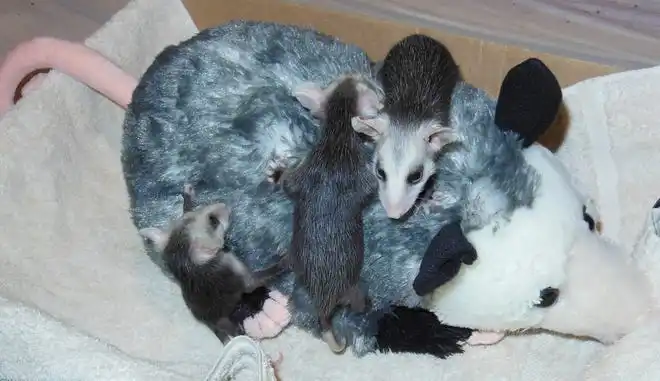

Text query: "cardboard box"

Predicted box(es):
[182, 0, 620, 97]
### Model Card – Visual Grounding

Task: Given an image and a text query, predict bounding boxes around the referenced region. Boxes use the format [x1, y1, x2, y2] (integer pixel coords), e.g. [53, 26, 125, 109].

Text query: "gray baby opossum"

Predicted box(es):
[139, 184, 286, 342]
[352, 34, 462, 219]
[280, 75, 380, 353]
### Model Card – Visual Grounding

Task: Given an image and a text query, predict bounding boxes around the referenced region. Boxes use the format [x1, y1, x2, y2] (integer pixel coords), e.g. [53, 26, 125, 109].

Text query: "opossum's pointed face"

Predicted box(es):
[183, 203, 232, 265]
[353, 116, 456, 219]
[139, 203, 232, 266]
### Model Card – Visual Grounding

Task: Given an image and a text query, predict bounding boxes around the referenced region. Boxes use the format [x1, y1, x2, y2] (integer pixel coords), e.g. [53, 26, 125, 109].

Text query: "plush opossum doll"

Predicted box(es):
[411, 58, 652, 347]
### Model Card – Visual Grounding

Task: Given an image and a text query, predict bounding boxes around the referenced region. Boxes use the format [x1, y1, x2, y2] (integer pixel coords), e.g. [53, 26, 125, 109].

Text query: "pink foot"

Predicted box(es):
[242, 290, 291, 339]
[268, 351, 283, 381]
[263, 291, 291, 325]
[466, 331, 505, 346]
[262, 290, 291, 329]
[243, 314, 281, 339]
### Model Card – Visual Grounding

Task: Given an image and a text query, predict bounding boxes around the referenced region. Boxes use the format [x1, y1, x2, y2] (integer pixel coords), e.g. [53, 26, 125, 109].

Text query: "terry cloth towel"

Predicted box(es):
[2, 0, 660, 379]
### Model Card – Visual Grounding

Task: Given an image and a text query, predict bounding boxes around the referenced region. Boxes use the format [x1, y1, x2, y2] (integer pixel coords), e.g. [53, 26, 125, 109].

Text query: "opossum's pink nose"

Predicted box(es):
[385, 203, 407, 219]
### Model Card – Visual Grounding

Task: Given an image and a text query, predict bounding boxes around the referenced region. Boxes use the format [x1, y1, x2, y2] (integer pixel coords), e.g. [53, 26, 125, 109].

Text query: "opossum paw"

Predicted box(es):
[465, 331, 505, 346]
[243, 313, 285, 339]
[269, 351, 283, 367]
[263, 294, 292, 329]
[268, 352, 284, 381]
[268, 290, 290, 308]
[265, 155, 290, 184]
[375, 306, 473, 358]
[242, 316, 266, 339]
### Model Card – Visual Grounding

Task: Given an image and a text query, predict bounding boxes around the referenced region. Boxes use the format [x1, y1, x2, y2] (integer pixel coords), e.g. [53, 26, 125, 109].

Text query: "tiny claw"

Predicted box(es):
[265, 154, 291, 184]
[322, 330, 347, 354]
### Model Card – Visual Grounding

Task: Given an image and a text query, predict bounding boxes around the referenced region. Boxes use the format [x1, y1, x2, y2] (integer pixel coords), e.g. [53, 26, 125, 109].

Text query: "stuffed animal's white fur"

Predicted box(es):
[428, 143, 653, 345]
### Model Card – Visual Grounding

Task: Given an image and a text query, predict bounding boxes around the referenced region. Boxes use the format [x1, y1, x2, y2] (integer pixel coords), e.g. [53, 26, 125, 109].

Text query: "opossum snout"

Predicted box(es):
[385, 203, 407, 219]
[534, 287, 559, 308]
[381, 187, 417, 219]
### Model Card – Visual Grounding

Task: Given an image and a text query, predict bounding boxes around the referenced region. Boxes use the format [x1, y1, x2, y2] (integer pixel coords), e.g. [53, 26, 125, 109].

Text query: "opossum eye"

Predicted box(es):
[406, 166, 424, 185]
[376, 165, 387, 182]
[582, 205, 595, 231]
[534, 287, 559, 308]
[208, 214, 221, 230]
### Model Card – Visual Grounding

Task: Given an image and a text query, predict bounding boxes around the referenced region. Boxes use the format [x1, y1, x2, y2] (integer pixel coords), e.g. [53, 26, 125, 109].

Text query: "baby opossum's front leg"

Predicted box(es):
[420, 189, 448, 215]
[222, 254, 292, 340]
[211, 317, 241, 344]
[244, 255, 289, 293]
[265, 151, 293, 184]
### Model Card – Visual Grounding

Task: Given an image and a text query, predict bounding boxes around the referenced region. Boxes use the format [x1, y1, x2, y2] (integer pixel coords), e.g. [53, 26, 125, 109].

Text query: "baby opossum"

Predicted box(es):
[139, 184, 286, 342]
[265, 76, 383, 185]
[279, 75, 379, 353]
[352, 34, 461, 219]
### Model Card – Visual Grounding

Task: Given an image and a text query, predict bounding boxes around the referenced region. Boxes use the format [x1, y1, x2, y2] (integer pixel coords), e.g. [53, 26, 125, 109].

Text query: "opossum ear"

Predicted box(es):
[352, 113, 389, 140]
[182, 183, 196, 213]
[355, 81, 383, 118]
[424, 123, 457, 153]
[293, 82, 326, 117]
[139, 227, 170, 252]
[495, 58, 562, 148]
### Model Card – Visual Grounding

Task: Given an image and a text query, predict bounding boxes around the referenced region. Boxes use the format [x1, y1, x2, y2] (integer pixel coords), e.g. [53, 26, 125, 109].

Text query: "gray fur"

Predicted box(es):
[122, 21, 538, 356]
[281, 77, 378, 353]
[378, 34, 461, 130]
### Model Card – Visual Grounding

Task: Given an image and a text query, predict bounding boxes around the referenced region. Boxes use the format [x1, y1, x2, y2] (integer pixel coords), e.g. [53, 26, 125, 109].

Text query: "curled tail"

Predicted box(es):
[0, 37, 138, 117]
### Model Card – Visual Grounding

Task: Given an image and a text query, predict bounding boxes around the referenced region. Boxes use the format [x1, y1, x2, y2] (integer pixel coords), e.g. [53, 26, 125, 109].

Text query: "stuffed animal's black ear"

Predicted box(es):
[494, 58, 562, 148]
[413, 221, 477, 296]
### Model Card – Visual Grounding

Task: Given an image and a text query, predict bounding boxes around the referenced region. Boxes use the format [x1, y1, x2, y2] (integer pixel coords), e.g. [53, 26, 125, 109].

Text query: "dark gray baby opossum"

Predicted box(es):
[280, 75, 380, 354]
[353, 34, 462, 219]
[139, 184, 286, 342]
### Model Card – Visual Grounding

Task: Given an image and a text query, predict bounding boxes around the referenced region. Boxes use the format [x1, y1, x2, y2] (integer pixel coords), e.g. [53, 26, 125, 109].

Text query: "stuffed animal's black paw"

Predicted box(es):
[413, 221, 477, 296]
[375, 306, 473, 358]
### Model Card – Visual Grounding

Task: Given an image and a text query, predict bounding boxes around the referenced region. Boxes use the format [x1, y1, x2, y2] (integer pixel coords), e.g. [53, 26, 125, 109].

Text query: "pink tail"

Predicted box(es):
[0, 37, 138, 117]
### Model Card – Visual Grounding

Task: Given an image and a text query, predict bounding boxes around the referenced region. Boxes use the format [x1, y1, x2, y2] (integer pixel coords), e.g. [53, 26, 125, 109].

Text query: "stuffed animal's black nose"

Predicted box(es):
[535, 287, 559, 308]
